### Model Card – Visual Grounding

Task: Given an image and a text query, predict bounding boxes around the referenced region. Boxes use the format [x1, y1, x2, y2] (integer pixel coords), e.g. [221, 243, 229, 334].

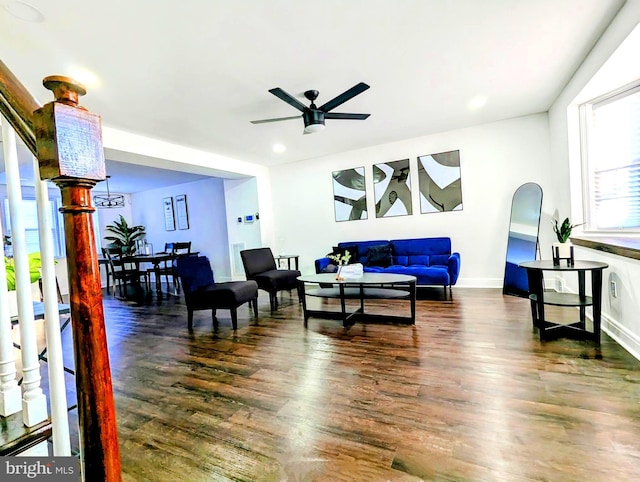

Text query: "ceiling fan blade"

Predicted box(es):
[250, 115, 300, 124]
[324, 112, 370, 120]
[318, 82, 370, 112]
[269, 88, 307, 112]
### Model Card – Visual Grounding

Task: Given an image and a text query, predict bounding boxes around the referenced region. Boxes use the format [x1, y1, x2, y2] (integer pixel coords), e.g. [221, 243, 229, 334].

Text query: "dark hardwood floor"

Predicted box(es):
[34, 286, 640, 480]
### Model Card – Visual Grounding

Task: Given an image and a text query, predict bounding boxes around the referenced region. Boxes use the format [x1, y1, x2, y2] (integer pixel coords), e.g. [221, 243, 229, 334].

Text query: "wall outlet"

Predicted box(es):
[610, 280, 618, 298]
[556, 277, 566, 292]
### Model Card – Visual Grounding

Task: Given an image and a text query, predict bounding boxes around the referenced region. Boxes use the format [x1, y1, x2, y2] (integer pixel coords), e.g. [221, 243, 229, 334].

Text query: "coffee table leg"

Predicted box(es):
[410, 280, 416, 324]
[299, 280, 309, 327]
[339, 284, 347, 327]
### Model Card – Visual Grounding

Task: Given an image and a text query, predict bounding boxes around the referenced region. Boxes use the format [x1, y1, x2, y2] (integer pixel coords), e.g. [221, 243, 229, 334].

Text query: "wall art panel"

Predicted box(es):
[417, 150, 463, 213]
[332, 167, 368, 221]
[373, 159, 412, 218]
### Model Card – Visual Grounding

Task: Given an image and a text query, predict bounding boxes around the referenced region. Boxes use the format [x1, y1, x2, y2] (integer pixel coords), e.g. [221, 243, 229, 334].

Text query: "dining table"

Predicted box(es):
[120, 251, 199, 299]
[120, 252, 174, 299]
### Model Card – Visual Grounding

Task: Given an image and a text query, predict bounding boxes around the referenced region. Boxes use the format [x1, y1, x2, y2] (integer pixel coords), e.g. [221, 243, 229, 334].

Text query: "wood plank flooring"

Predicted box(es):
[36, 288, 640, 480]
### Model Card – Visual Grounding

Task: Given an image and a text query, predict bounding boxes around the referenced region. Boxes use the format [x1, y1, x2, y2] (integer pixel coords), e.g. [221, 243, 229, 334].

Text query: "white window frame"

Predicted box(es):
[579, 79, 640, 234]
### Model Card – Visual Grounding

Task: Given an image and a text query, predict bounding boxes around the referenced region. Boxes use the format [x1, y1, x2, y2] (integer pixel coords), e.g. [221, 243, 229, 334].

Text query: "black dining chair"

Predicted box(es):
[240, 247, 301, 311]
[154, 241, 192, 294]
[174, 255, 258, 330]
[103, 247, 146, 298]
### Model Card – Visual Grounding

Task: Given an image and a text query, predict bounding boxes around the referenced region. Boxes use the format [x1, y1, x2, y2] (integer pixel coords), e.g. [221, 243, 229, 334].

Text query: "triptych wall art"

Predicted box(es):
[332, 150, 462, 222]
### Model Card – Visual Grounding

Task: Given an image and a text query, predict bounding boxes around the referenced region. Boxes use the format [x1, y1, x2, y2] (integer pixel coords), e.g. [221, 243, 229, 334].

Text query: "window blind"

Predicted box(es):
[588, 86, 640, 230]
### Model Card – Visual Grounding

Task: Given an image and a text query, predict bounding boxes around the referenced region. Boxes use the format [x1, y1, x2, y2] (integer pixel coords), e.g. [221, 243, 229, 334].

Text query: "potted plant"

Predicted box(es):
[104, 215, 146, 255]
[328, 250, 351, 280]
[552, 216, 583, 261]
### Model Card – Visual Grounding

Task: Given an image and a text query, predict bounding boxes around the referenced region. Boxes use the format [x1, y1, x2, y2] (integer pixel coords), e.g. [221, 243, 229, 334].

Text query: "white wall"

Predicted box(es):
[549, 1, 640, 359]
[131, 177, 232, 280]
[224, 177, 262, 279]
[269, 113, 553, 285]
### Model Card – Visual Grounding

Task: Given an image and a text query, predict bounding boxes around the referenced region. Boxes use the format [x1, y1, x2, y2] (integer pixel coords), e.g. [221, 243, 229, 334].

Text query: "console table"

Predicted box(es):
[276, 254, 299, 271]
[297, 273, 416, 327]
[519, 259, 608, 344]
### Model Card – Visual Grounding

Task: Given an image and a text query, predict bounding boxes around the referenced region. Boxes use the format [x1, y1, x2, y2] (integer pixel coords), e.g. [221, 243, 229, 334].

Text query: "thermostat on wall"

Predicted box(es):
[244, 214, 254, 223]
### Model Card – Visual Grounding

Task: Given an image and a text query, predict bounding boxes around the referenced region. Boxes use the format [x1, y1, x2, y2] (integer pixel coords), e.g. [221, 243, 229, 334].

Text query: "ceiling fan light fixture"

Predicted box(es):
[303, 110, 325, 134]
[303, 123, 325, 134]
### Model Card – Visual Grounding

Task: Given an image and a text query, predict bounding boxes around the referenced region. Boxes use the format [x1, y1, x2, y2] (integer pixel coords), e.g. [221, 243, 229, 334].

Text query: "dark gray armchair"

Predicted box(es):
[240, 247, 301, 311]
[174, 255, 258, 330]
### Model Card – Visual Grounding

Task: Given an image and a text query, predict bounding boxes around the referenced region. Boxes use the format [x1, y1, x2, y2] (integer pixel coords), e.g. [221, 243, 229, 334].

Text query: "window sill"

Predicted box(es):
[570, 235, 640, 261]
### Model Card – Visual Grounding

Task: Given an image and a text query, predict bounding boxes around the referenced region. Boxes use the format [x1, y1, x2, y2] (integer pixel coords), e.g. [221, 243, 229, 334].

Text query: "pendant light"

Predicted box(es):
[93, 175, 124, 208]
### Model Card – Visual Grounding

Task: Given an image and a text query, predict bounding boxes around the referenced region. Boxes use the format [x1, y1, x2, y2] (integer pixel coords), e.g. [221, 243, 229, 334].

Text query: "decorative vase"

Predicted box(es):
[335, 265, 344, 281]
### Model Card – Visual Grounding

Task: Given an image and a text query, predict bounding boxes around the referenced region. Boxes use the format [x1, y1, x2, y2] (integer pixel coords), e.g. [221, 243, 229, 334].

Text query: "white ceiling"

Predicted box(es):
[0, 0, 626, 190]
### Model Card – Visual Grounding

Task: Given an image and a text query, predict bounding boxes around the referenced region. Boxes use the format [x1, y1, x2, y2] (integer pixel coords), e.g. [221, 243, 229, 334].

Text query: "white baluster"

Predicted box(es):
[0, 172, 21, 416]
[1, 117, 48, 426]
[32, 154, 71, 454]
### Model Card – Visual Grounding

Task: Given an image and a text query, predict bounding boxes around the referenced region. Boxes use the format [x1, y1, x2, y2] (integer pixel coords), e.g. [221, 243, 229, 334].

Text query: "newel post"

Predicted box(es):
[33, 76, 121, 481]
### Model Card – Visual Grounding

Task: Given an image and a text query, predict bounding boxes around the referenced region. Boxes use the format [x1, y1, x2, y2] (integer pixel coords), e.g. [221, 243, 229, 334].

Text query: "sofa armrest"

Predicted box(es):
[315, 257, 331, 273]
[448, 252, 461, 285]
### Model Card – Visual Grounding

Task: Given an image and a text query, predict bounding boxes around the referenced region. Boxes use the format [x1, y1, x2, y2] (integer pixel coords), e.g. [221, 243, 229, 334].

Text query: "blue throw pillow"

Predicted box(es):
[365, 244, 392, 267]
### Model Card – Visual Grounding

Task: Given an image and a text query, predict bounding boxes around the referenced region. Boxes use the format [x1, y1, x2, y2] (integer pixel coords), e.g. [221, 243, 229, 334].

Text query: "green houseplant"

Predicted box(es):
[552, 216, 583, 244]
[104, 215, 146, 255]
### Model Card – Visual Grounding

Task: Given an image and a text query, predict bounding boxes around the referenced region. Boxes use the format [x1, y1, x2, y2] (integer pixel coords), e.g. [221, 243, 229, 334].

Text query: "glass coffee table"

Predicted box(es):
[297, 273, 416, 327]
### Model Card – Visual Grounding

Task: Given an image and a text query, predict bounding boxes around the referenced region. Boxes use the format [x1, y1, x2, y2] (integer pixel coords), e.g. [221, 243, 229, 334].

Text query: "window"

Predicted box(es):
[580, 82, 640, 232]
[2, 196, 101, 258]
[3, 197, 64, 256]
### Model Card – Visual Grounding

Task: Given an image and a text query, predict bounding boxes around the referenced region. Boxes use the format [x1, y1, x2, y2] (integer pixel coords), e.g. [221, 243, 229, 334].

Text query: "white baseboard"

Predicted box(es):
[455, 278, 503, 288]
[602, 313, 640, 362]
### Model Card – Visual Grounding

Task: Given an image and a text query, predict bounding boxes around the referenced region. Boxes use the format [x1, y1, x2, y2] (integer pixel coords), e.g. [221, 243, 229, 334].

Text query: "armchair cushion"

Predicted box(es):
[175, 256, 214, 293]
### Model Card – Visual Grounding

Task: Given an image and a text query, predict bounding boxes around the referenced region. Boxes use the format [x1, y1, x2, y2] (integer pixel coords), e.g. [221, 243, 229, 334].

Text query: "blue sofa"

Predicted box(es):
[315, 237, 460, 299]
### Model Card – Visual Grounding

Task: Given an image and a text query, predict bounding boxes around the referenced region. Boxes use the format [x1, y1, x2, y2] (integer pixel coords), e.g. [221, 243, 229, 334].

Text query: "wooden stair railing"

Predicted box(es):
[1, 61, 121, 480]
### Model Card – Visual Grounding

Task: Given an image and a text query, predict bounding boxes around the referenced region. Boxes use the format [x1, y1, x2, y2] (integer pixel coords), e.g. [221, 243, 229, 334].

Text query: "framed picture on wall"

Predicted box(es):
[332, 167, 368, 221]
[163, 197, 176, 231]
[175, 194, 189, 230]
[417, 149, 463, 213]
[373, 159, 412, 218]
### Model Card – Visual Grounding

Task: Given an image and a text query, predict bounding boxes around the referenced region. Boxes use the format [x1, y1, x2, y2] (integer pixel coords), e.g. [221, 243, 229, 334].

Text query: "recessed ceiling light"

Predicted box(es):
[3, 1, 45, 22]
[272, 143, 286, 154]
[468, 96, 487, 110]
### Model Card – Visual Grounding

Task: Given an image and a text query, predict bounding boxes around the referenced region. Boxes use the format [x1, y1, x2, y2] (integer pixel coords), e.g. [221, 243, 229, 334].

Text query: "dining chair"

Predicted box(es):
[240, 247, 301, 311]
[103, 248, 145, 298]
[155, 241, 192, 294]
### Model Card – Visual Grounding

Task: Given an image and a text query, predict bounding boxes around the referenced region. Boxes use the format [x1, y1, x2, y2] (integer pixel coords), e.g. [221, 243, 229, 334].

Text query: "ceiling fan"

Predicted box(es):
[251, 82, 370, 134]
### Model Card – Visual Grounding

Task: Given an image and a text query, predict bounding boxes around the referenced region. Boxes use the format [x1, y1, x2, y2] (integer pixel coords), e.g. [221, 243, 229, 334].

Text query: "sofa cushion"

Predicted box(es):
[390, 237, 451, 256]
[365, 244, 392, 267]
[430, 254, 450, 266]
[383, 265, 450, 286]
[338, 240, 388, 264]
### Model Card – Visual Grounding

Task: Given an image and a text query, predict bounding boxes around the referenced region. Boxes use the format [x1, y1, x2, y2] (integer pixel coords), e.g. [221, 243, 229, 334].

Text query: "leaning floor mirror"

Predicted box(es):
[503, 182, 543, 298]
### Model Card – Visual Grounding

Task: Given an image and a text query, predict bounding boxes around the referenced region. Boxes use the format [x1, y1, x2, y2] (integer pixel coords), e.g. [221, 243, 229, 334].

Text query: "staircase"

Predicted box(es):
[1, 58, 122, 479]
